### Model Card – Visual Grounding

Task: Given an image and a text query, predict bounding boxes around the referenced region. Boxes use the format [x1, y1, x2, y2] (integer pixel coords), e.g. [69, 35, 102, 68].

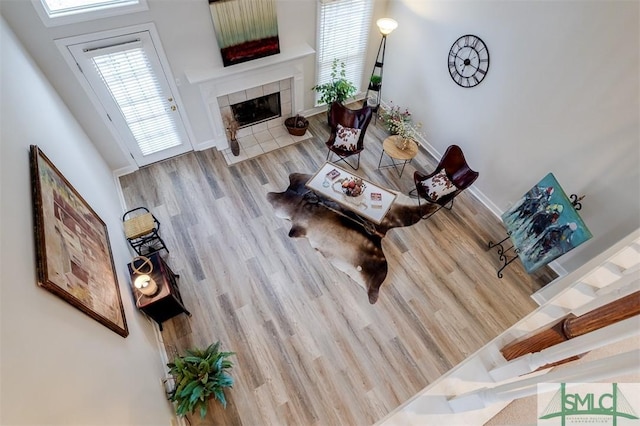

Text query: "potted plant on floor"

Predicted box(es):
[167, 341, 235, 418]
[311, 59, 357, 121]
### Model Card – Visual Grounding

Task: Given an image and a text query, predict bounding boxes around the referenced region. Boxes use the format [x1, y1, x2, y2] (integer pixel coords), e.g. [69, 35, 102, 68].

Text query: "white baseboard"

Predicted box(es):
[113, 164, 138, 178]
[194, 138, 220, 151]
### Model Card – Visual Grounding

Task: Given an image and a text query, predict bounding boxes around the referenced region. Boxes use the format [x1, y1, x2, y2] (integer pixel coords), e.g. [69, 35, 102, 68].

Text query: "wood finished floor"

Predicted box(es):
[119, 107, 556, 426]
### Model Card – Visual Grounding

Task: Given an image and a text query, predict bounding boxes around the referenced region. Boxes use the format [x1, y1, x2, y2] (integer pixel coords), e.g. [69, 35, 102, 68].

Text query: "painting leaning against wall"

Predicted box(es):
[209, 0, 280, 67]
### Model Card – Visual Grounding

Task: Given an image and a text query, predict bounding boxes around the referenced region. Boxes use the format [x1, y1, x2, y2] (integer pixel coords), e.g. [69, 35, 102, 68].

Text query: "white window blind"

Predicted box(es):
[88, 44, 182, 156]
[315, 0, 373, 105]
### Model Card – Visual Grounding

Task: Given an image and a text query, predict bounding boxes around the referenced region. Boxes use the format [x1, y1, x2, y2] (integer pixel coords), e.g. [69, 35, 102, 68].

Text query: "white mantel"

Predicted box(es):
[185, 43, 315, 84]
[191, 43, 315, 151]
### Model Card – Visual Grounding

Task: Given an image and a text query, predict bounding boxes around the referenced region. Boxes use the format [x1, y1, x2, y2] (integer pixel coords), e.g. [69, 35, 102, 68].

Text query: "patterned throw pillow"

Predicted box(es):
[332, 124, 361, 152]
[420, 169, 457, 201]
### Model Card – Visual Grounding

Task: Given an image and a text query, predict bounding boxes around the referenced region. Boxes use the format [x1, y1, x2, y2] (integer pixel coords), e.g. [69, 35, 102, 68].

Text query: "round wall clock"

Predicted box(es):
[448, 34, 490, 88]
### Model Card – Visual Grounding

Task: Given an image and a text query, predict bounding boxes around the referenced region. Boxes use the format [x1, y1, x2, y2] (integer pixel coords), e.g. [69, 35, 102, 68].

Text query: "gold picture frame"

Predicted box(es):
[30, 145, 128, 337]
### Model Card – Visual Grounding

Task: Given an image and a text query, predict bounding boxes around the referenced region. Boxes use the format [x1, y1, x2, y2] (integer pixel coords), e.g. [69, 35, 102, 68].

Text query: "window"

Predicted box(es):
[32, 0, 147, 27]
[315, 0, 373, 106]
[60, 27, 192, 166]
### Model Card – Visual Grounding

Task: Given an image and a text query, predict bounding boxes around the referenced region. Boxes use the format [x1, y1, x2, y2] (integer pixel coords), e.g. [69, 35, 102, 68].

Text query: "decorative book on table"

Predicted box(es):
[326, 169, 340, 180]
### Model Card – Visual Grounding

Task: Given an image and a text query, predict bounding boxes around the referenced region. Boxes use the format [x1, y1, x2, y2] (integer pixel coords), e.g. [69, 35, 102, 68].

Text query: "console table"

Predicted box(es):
[128, 253, 191, 330]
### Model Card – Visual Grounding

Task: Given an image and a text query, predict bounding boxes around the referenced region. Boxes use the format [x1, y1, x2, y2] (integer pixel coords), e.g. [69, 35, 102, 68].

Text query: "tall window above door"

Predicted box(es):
[32, 0, 148, 27]
[314, 0, 373, 106]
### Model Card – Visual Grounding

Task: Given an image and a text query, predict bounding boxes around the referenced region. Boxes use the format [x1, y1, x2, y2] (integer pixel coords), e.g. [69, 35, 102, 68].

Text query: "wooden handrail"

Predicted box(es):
[501, 291, 640, 361]
[564, 291, 640, 338]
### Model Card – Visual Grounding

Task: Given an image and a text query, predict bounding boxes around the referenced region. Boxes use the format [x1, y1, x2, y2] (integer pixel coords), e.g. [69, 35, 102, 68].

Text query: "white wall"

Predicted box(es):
[0, 18, 174, 425]
[0, 0, 322, 171]
[2, 0, 637, 275]
[383, 0, 640, 273]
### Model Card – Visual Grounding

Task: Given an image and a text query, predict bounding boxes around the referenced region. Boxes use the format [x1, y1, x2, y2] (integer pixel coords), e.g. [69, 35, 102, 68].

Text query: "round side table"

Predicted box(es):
[378, 135, 419, 177]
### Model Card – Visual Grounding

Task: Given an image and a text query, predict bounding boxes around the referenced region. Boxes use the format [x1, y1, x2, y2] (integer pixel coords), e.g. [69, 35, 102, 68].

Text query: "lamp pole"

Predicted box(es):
[365, 18, 398, 119]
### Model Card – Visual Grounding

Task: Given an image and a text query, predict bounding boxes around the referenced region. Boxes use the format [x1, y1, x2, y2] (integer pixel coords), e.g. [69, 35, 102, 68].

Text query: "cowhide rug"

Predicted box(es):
[267, 173, 438, 304]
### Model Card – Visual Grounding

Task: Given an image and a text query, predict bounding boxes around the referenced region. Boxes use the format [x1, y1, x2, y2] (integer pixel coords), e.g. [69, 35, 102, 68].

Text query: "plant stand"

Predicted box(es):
[364, 33, 389, 121]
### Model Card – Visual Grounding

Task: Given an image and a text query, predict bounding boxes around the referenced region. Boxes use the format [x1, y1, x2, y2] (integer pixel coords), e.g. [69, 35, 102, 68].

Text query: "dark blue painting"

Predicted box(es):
[501, 173, 592, 273]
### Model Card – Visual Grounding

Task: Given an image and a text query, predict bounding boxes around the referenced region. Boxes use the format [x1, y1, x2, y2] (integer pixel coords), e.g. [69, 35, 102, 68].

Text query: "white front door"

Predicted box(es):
[67, 30, 192, 166]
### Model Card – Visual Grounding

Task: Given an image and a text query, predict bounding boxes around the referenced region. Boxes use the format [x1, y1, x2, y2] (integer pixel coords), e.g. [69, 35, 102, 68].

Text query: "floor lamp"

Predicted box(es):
[365, 18, 398, 118]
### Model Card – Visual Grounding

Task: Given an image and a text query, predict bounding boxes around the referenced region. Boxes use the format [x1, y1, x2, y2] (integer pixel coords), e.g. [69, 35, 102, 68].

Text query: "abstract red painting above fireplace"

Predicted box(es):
[209, 0, 280, 67]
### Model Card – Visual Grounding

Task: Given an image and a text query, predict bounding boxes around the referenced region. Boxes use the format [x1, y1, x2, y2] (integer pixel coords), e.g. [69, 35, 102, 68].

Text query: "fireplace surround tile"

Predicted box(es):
[227, 91, 247, 105]
[263, 81, 280, 94]
[218, 95, 229, 107]
[245, 86, 264, 100]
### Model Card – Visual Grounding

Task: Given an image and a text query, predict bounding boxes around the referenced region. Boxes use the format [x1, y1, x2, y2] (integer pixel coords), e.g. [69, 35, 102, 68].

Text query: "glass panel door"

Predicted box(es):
[68, 31, 191, 166]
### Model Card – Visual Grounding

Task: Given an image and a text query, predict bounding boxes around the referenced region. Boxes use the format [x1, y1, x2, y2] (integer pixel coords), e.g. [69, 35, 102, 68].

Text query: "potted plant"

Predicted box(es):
[311, 59, 357, 108]
[379, 103, 423, 149]
[284, 114, 309, 136]
[167, 342, 235, 418]
[369, 75, 382, 90]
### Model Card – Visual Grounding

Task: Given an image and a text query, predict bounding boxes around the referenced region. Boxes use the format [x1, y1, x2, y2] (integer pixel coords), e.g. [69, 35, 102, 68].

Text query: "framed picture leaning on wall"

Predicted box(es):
[29, 145, 128, 337]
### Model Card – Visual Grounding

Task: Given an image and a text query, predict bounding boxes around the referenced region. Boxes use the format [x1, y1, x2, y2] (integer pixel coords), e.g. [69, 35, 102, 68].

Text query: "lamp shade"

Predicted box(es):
[377, 18, 398, 36]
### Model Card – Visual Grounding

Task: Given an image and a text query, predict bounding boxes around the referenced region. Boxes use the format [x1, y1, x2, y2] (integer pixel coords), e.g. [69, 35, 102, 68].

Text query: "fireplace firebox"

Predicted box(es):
[231, 93, 281, 128]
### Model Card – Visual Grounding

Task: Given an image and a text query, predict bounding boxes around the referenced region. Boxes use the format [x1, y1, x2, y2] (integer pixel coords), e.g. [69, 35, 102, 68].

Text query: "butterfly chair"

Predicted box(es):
[409, 144, 479, 219]
[122, 207, 169, 255]
[326, 102, 373, 170]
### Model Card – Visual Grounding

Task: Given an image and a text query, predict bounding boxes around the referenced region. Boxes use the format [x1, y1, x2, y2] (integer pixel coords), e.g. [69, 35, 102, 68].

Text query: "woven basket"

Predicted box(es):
[285, 116, 308, 136]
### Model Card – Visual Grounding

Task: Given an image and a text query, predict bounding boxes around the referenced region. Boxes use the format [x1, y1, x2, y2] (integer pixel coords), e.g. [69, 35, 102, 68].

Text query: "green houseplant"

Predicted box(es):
[167, 342, 235, 418]
[369, 74, 382, 90]
[311, 59, 357, 107]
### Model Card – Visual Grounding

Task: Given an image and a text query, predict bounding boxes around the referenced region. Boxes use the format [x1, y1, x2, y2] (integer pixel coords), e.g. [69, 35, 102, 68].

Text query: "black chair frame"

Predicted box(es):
[122, 207, 169, 255]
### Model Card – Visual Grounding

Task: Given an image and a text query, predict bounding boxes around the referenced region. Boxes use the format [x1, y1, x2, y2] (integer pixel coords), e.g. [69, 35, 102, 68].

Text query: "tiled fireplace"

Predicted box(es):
[217, 78, 308, 164]
[191, 44, 315, 164]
